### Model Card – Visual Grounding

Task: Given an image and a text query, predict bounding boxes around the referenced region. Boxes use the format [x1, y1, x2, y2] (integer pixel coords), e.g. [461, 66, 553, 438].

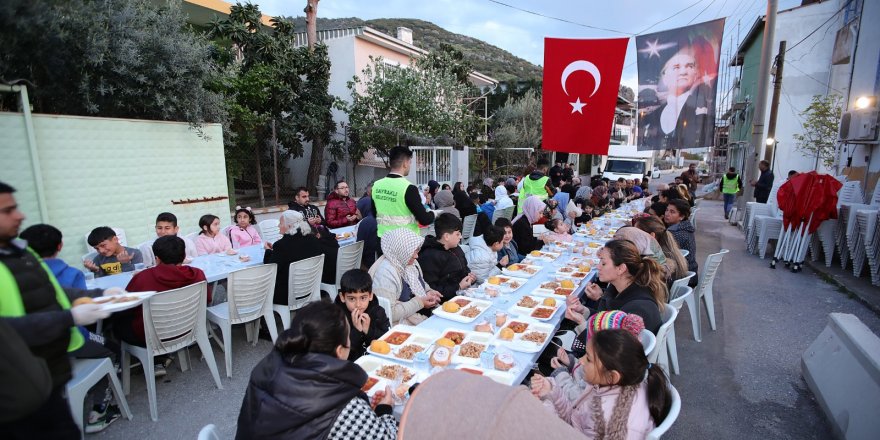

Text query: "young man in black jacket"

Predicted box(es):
[417, 213, 476, 302]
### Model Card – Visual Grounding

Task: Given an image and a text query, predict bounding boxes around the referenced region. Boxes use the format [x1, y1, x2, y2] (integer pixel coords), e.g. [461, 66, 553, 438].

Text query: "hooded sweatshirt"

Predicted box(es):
[465, 235, 501, 284]
[124, 264, 210, 343]
[325, 191, 359, 228]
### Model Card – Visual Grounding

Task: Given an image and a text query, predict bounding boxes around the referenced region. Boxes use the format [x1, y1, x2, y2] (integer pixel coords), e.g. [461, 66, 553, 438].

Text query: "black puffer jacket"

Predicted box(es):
[417, 236, 471, 302]
[236, 350, 367, 439]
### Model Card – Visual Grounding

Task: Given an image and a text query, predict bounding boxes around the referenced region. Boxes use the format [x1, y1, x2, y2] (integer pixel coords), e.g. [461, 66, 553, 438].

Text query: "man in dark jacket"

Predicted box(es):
[0, 182, 110, 438]
[751, 160, 775, 204]
[417, 213, 475, 302]
[548, 160, 564, 187]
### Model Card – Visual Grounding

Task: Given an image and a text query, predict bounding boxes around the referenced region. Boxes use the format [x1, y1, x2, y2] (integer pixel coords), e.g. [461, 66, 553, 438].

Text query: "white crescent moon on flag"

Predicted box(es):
[561, 60, 601, 98]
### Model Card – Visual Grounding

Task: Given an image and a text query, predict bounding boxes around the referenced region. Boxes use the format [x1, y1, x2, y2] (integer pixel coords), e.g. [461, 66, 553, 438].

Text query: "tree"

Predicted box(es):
[490, 89, 542, 150]
[619, 85, 635, 103]
[0, 0, 225, 125]
[342, 55, 481, 167]
[792, 94, 843, 169]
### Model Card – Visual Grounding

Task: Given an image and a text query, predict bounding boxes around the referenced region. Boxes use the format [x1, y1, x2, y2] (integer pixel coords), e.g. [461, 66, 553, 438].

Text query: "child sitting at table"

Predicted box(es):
[229, 206, 262, 248]
[465, 225, 505, 284]
[20, 223, 87, 289]
[117, 236, 211, 374]
[141, 212, 199, 266]
[84, 226, 143, 277]
[531, 329, 671, 439]
[541, 218, 573, 243]
[493, 218, 521, 266]
[195, 214, 235, 256]
[333, 269, 390, 361]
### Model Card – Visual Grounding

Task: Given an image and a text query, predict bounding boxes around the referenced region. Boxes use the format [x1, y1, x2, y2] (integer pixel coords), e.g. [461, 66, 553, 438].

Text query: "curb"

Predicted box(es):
[804, 259, 880, 317]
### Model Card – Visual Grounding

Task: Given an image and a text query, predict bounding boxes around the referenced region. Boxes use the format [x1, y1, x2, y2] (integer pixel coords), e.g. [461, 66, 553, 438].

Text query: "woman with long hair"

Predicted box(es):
[634, 215, 689, 284]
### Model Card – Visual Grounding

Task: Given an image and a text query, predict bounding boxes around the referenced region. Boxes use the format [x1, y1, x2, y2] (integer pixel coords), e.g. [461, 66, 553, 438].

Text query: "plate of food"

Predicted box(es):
[495, 319, 554, 353]
[78, 291, 157, 313]
[526, 250, 561, 261]
[449, 331, 493, 365]
[480, 275, 528, 293]
[432, 296, 493, 323]
[556, 270, 590, 280]
[366, 325, 438, 363]
[509, 295, 561, 322]
[335, 232, 353, 240]
[354, 355, 426, 397]
[501, 263, 542, 278]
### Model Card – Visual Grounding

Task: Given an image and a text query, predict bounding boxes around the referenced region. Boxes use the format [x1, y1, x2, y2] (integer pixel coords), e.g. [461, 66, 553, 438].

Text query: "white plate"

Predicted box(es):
[93, 291, 157, 312]
[366, 325, 439, 363]
[355, 355, 426, 397]
[500, 263, 542, 278]
[524, 251, 561, 261]
[450, 331, 493, 366]
[555, 270, 591, 281]
[494, 320, 554, 353]
[455, 365, 517, 386]
[508, 298, 561, 322]
[530, 287, 577, 298]
[478, 276, 529, 293]
[432, 296, 493, 323]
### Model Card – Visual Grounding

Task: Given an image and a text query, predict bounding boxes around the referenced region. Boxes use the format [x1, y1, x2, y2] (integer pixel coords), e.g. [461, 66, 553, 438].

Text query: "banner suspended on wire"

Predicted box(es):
[542, 37, 629, 155]
[636, 18, 725, 151]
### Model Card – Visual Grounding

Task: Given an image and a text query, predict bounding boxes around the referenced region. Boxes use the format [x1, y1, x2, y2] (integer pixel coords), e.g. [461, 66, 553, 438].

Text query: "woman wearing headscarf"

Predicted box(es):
[368, 228, 442, 325]
[613, 226, 672, 281]
[574, 185, 592, 203]
[264, 210, 338, 305]
[432, 190, 460, 218]
[591, 185, 609, 211]
[511, 196, 551, 256]
[427, 180, 440, 209]
[494, 185, 514, 211]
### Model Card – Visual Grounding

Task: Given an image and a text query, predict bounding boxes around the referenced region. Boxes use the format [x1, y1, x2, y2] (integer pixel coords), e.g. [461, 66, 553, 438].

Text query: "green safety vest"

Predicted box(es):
[0, 248, 84, 352]
[373, 176, 419, 237]
[519, 175, 550, 211]
[722, 174, 741, 194]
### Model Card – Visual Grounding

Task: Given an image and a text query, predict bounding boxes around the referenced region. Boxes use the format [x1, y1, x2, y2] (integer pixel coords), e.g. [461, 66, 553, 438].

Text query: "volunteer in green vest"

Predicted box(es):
[517, 158, 556, 213]
[0, 181, 113, 438]
[721, 167, 743, 220]
[373, 146, 437, 238]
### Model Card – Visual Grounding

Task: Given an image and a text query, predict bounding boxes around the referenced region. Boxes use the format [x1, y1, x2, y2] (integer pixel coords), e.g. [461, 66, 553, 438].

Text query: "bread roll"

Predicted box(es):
[370, 340, 391, 355]
[72, 297, 94, 307]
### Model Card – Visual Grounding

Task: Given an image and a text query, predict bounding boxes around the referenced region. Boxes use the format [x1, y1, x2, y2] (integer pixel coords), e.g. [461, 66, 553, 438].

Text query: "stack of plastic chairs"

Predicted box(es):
[744, 182, 783, 249]
[838, 181, 877, 272]
[850, 181, 880, 277]
[809, 180, 862, 267]
[868, 210, 880, 286]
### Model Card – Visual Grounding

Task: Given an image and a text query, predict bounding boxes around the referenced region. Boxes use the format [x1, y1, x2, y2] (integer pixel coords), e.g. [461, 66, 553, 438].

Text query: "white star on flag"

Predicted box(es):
[570, 97, 586, 114]
[638, 39, 676, 59]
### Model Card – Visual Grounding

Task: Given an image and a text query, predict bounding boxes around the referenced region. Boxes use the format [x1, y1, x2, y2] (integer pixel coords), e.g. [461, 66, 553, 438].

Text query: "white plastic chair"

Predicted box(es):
[753, 214, 783, 259]
[690, 207, 700, 231]
[84, 227, 128, 249]
[258, 219, 281, 244]
[669, 271, 699, 341]
[320, 241, 364, 302]
[744, 182, 782, 239]
[556, 330, 576, 351]
[272, 255, 324, 330]
[646, 384, 682, 440]
[377, 296, 392, 323]
[185, 231, 200, 244]
[137, 240, 156, 267]
[419, 225, 435, 238]
[694, 249, 729, 338]
[639, 329, 656, 357]
[462, 214, 477, 242]
[121, 281, 223, 421]
[680, 249, 689, 258]
[66, 358, 133, 434]
[666, 286, 693, 375]
[207, 264, 279, 378]
[197, 424, 220, 440]
[648, 305, 678, 375]
[492, 206, 514, 223]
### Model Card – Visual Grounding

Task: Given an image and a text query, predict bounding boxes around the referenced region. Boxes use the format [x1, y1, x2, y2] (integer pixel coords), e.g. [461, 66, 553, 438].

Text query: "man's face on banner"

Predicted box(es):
[661, 52, 697, 96]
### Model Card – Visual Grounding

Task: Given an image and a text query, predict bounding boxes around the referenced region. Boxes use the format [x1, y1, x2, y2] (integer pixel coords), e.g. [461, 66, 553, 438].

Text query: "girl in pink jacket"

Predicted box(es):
[531, 329, 672, 440]
[229, 207, 262, 248]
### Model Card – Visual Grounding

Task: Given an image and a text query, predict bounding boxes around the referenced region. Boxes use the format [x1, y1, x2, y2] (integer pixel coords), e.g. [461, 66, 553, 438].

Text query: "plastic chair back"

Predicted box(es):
[669, 272, 696, 302]
[197, 424, 220, 440]
[492, 206, 514, 223]
[258, 219, 281, 244]
[287, 255, 324, 311]
[838, 181, 865, 206]
[697, 250, 728, 299]
[377, 296, 392, 323]
[669, 286, 693, 311]
[639, 329, 656, 357]
[648, 306, 678, 364]
[869, 180, 880, 207]
[227, 264, 277, 324]
[83, 227, 127, 249]
[142, 281, 208, 356]
[462, 214, 477, 240]
[335, 241, 365, 286]
[185, 231, 200, 244]
[646, 385, 681, 440]
[420, 225, 435, 237]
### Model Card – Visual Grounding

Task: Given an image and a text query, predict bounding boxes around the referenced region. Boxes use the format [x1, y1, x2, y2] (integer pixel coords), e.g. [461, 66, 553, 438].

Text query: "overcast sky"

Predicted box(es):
[256, 0, 803, 91]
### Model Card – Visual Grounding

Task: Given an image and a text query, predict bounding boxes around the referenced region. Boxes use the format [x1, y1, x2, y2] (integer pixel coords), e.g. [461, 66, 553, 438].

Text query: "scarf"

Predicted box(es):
[590, 384, 639, 440]
[512, 195, 545, 224]
[593, 186, 608, 200]
[613, 226, 666, 266]
[433, 190, 455, 208]
[494, 185, 514, 210]
[576, 185, 593, 201]
[377, 228, 427, 300]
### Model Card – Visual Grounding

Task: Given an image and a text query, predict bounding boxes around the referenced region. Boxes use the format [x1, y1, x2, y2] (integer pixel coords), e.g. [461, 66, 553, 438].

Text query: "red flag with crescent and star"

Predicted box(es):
[542, 37, 629, 155]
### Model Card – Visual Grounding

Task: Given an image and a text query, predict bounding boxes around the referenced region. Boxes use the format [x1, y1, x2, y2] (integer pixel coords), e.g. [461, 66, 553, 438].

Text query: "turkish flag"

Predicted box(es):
[542, 37, 629, 155]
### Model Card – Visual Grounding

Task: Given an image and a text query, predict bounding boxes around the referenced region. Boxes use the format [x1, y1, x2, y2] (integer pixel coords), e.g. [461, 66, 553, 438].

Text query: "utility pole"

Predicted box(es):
[764, 40, 786, 164]
[739, 0, 778, 213]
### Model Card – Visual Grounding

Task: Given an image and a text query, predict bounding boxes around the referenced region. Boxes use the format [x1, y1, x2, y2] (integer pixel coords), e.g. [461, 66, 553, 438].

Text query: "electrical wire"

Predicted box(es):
[785, 0, 853, 54]
[484, 0, 634, 35]
[688, 0, 718, 25]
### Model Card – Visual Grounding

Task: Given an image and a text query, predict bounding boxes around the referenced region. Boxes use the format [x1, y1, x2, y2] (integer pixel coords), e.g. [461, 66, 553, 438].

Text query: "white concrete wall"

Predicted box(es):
[0, 112, 229, 264]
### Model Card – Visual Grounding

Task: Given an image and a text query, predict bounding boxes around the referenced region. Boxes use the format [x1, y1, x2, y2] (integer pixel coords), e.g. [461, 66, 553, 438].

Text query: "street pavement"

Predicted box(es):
[92, 173, 880, 439]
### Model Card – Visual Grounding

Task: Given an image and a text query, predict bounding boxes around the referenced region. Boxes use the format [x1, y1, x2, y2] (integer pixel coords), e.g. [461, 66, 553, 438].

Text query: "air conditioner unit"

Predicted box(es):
[839, 108, 879, 142]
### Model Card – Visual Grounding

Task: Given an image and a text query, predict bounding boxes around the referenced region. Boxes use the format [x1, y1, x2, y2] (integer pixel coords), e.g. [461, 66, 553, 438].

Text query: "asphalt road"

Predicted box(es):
[91, 172, 880, 439]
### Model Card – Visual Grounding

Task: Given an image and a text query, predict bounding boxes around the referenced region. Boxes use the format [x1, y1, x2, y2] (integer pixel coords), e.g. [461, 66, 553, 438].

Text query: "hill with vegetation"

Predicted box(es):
[288, 16, 543, 82]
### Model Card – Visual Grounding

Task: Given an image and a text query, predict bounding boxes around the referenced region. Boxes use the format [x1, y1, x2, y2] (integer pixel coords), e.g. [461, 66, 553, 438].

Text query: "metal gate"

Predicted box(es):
[411, 146, 452, 186]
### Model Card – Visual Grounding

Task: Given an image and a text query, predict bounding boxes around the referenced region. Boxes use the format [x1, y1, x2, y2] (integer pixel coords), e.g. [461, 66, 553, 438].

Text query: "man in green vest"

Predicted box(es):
[721, 167, 743, 219]
[517, 158, 555, 213]
[373, 146, 437, 238]
[0, 181, 112, 438]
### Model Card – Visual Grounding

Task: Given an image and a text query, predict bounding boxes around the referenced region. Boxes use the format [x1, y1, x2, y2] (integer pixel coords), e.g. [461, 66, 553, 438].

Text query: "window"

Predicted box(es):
[605, 160, 645, 174]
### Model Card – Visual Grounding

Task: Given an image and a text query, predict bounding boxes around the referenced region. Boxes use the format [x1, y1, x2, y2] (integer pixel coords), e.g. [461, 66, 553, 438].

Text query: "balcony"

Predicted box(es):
[610, 129, 627, 144]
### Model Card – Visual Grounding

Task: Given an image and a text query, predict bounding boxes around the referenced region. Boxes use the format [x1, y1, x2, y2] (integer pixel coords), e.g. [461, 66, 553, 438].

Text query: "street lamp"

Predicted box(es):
[854, 96, 874, 109]
[765, 137, 775, 146]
